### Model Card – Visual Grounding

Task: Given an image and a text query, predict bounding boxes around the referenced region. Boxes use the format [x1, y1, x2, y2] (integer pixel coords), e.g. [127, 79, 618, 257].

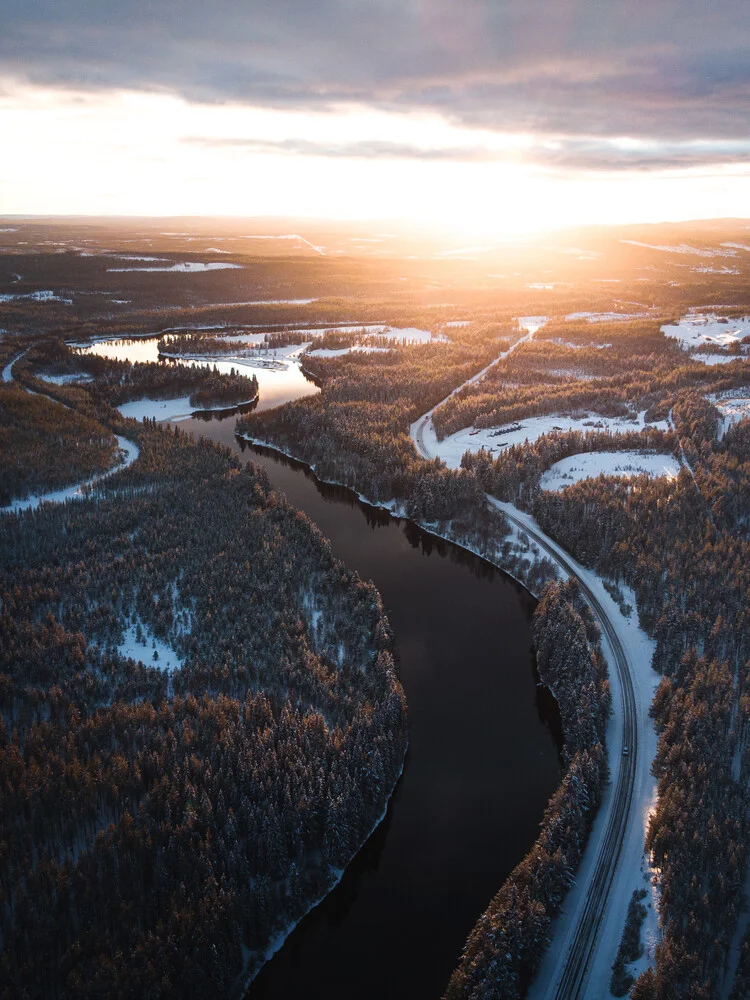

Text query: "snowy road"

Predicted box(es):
[411, 341, 659, 998]
[491, 501, 641, 1000]
[410, 318, 544, 458]
[2, 350, 25, 383]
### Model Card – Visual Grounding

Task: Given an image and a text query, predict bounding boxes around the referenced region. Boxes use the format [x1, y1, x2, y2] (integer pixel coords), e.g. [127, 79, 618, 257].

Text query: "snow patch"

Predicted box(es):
[622, 240, 737, 258]
[0, 289, 72, 304]
[117, 393, 255, 421]
[691, 353, 746, 366]
[107, 262, 244, 273]
[307, 345, 392, 357]
[662, 313, 750, 349]
[708, 391, 750, 437]
[565, 312, 649, 323]
[429, 411, 668, 470]
[36, 372, 93, 385]
[540, 451, 681, 491]
[692, 265, 739, 275]
[118, 620, 182, 673]
[2, 436, 139, 514]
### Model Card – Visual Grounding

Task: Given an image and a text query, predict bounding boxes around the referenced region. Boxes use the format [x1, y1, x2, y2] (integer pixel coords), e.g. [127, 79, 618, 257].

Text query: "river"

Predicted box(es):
[77, 337, 562, 999]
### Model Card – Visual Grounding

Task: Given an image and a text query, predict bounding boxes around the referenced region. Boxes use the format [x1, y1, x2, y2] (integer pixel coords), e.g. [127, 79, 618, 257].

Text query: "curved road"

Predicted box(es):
[411, 320, 542, 460]
[411, 338, 641, 999]
[493, 502, 637, 999]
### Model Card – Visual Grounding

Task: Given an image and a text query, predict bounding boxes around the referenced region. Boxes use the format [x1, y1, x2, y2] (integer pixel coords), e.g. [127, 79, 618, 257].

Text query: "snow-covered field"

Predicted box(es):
[0, 289, 72, 303]
[117, 393, 255, 421]
[306, 345, 391, 357]
[690, 353, 747, 366]
[518, 316, 548, 334]
[427, 411, 668, 470]
[565, 312, 648, 323]
[87, 254, 169, 262]
[36, 372, 93, 385]
[709, 391, 750, 437]
[118, 396, 200, 421]
[540, 451, 680, 491]
[118, 621, 182, 673]
[214, 333, 269, 344]
[661, 312, 750, 364]
[107, 262, 244, 273]
[623, 240, 737, 258]
[1, 436, 139, 514]
[546, 370, 603, 381]
[547, 338, 612, 350]
[692, 265, 739, 275]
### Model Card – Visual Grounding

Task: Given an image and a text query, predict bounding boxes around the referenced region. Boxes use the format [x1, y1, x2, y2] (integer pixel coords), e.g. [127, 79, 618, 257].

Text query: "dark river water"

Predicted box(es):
[183, 418, 561, 1000]
[79, 339, 562, 1000]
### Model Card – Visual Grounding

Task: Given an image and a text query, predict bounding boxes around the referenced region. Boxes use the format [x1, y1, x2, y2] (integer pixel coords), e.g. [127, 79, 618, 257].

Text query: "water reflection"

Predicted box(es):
[74, 330, 561, 1000]
[75, 334, 320, 414]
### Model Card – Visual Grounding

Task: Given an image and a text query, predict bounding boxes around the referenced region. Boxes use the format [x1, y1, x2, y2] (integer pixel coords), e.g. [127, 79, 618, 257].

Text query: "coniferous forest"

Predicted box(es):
[1, 219, 750, 999]
[0, 424, 407, 998]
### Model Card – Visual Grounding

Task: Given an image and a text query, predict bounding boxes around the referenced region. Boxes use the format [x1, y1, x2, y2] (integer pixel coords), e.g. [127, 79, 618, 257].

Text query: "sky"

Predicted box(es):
[1, 0, 749, 234]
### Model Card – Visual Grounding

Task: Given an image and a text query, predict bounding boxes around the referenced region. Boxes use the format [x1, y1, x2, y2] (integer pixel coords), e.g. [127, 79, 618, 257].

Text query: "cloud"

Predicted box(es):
[184, 134, 750, 174]
[2, 0, 749, 153]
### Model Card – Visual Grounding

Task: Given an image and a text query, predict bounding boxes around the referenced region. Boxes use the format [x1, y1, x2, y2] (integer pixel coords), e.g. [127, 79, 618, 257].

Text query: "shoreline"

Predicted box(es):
[237, 756, 407, 997]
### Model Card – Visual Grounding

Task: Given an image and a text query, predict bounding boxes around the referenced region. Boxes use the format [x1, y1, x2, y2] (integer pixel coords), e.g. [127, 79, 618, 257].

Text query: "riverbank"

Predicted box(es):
[0, 434, 140, 513]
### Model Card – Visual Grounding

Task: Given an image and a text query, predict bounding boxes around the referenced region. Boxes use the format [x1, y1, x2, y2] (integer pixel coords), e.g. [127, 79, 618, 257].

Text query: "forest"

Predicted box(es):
[232, 306, 750, 998]
[524, 395, 750, 998]
[16, 338, 259, 410]
[0, 423, 407, 998]
[446, 579, 610, 999]
[0, 381, 119, 505]
[3, 226, 750, 998]
[237, 332, 508, 513]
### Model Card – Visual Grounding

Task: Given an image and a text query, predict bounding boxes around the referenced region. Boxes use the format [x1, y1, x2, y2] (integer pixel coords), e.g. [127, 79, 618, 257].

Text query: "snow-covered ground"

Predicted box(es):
[540, 451, 680, 491]
[692, 265, 739, 275]
[689, 353, 746, 366]
[409, 317, 548, 459]
[36, 372, 93, 385]
[2, 353, 22, 382]
[622, 240, 737, 258]
[546, 370, 603, 381]
[107, 262, 244, 273]
[662, 313, 750, 350]
[494, 503, 662, 1000]
[565, 312, 649, 323]
[117, 393, 255, 421]
[425, 411, 668, 470]
[295, 324, 439, 344]
[1, 436, 139, 514]
[91, 255, 169, 262]
[214, 333, 268, 345]
[118, 620, 182, 673]
[547, 338, 612, 349]
[0, 289, 72, 303]
[306, 345, 391, 357]
[709, 391, 750, 437]
[518, 316, 548, 334]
